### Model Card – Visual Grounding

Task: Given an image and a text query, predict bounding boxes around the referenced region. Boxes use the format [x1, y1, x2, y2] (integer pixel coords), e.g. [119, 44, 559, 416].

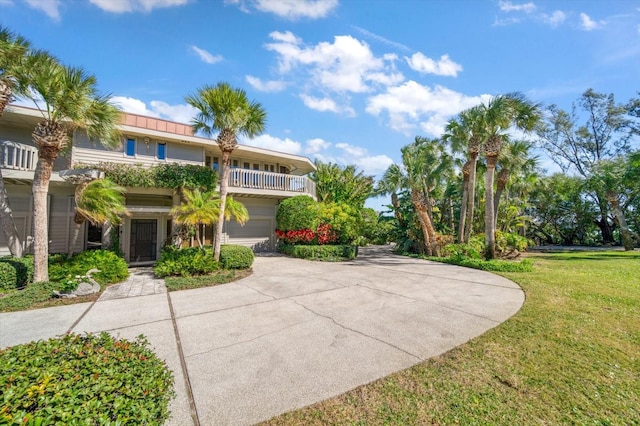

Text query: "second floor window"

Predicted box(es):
[126, 138, 135, 157]
[157, 143, 166, 160]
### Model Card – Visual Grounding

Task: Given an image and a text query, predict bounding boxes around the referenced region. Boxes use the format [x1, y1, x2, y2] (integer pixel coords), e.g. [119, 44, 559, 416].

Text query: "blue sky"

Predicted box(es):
[2, 0, 639, 208]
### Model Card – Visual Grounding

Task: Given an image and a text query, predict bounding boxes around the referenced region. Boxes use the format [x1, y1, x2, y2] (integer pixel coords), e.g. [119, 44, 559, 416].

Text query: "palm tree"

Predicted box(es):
[0, 26, 31, 257]
[401, 136, 453, 256]
[24, 55, 122, 282]
[170, 188, 249, 248]
[185, 82, 266, 261]
[376, 163, 408, 228]
[479, 93, 540, 259]
[444, 107, 483, 244]
[68, 178, 129, 256]
[312, 161, 374, 208]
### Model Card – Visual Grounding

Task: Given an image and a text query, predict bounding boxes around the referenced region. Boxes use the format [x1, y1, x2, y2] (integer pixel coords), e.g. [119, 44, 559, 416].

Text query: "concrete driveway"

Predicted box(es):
[0, 246, 524, 425]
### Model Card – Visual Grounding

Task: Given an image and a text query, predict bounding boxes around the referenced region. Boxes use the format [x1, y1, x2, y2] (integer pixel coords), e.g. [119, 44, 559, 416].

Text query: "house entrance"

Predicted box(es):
[130, 219, 157, 262]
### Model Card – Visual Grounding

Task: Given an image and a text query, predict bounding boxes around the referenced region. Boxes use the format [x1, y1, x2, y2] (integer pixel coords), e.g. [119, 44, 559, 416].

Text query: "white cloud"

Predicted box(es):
[493, 16, 521, 27]
[226, 0, 338, 20]
[405, 52, 462, 77]
[299, 94, 355, 116]
[365, 81, 491, 136]
[112, 96, 198, 124]
[352, 26, 411, 52]
[25, 0, 61, 20]
[580, 12, 603, 31]
[245, 75, 287, 92]
[333, 143, 393, 175]
[242, 134, 302, 155]
[542, 10, 566, 27]
[499, 1, 536, 13]
[188, 45, 222, 64]
[304, 137, 331, 154]
[88, 0, 190, 13]
[265, 32, 400, 94]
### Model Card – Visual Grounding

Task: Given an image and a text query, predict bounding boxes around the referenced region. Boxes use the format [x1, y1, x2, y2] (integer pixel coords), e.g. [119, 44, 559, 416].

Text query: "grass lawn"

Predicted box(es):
[263, 251, 640, 425]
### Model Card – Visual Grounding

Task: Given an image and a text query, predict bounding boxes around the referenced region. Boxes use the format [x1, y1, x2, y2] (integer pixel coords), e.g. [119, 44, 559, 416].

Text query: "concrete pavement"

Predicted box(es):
[0, 245, 525, 425]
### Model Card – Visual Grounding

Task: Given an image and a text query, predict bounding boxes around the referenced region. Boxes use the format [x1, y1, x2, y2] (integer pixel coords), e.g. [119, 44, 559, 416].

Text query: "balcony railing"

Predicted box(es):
[228, 169, 316, 196]
[0, 141, 38, 171]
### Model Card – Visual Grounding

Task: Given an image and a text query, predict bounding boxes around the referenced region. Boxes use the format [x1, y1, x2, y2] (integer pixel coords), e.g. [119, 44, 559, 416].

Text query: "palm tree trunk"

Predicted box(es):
[32, 149, 57, 282]
[213, 151, 231, 261]
[68, 212, 85, 257]
[411, 189, 439, 256]
[458, 160, 471, 243]
[494, 168, 510, 227]
[485, 155, 498, 260]
[0, 168, 23, 257]
[607, 193, 635, 251]
[464, 152, 479, 243]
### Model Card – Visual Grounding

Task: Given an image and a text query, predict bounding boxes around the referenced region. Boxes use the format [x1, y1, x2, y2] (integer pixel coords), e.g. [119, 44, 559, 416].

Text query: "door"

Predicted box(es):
[130, 219, 157, 262]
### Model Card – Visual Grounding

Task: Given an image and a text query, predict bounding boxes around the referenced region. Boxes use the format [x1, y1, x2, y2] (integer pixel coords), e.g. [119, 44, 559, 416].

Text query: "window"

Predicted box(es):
[126, 138, 135, 157]
[157, 142, 166, 160]
[213, 157, 219, 171]
[243, 162, 250, 169]
[232, 159, 239, 168]
[253, 163, 260, 170]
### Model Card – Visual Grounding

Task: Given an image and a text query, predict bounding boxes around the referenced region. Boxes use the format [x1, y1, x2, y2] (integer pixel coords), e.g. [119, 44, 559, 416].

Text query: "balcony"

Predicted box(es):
[228, 169, 316, 198]
[0, 141, 38, 171]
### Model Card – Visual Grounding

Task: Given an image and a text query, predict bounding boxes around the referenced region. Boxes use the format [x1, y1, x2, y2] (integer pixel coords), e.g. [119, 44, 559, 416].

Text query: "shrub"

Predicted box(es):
[495, 231, 531, 258]
[0, 256, 34, 290]
[0, 282, 60, 312]
[434, 256, 534, 272]
[0, 333, 174, 424]
[315, 202, 363, 244]
[220, 244, 254, 269]
[441, 243, 483, 260]
[154, 246, 220, 277]
[49, 250, 129, 287]
[279, 244, 357, 261]
[276, 195, 318, 231]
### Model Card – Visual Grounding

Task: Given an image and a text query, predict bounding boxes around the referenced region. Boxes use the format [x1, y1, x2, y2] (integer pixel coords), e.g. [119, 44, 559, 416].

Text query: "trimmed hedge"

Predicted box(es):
[279, 244, 357, 261]
[154, 246, 220, 277]
[220, 244, 254, 269]
[49, 250, 129, 287]
[0, 281, 59, 312]
[422, 255, 534, 272]
[0, 256, 34, 291]
[0, 333, 174, 424]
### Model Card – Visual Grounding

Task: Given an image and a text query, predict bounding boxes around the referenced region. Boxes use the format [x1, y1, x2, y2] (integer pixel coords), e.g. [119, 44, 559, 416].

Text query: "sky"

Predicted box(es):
[1, 0, 639, 209]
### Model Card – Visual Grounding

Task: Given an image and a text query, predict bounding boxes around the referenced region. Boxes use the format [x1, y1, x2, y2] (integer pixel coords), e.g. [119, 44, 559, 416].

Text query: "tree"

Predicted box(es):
[479, 93, 540, 259]
[171, 188, 248, 248]
[185, 82, 266, 261]
[311, 161, 373, 208]
[375, 163, 408, 229]
[24, 55, 121, 282]
[444, 107, 483, 244]
[0, 26, 31, 257]
[69, 178, 129, 256]
[536, 89, 639, 244]
[401, 136, 453, 256]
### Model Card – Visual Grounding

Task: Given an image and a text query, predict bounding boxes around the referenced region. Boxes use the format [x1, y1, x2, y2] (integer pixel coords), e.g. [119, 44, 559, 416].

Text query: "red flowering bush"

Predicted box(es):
[275, 223, 337, 245]
[316, 223, 337, 245]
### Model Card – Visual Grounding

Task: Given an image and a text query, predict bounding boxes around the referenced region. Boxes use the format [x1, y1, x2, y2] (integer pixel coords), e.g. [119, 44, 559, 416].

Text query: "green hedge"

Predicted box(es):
[0, 333, 174, 424]
[0, 281, 59, 312]
[154, 246, 220, 277]
[49, 250, 129, 287]
[422, 255, 534, 272]
[0, 256, 34, 291]
[279, 244, 357, 261]
[220, 244, 254, 269]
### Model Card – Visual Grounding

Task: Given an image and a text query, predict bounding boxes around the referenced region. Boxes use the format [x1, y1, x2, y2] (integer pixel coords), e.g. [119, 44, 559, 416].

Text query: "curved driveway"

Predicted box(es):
[0, 246, 524, 426]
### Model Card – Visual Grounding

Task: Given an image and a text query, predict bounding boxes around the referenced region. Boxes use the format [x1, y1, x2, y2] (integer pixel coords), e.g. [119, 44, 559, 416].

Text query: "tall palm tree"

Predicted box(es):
[185, 82, 266, 261]
[171, 188, 249, 248]
[375, 163, 408, 228]
[480, 93, 540, 259]
[68, 178, 129, 256]
[0, 26, 31, 257]
[24, 54, 121, 282]
[444, 107, 483, 244]
[312, 161, 373, 208]
[401, 136, 453, 256]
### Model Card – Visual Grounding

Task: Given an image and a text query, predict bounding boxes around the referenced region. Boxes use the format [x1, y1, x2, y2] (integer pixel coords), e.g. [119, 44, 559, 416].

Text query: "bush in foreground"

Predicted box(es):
[0, 333, 174, 424]
[48, 250, 129, 287]
[0, 256, 34, 291]
[220, 244, 254, 269]
[154, 246, 220, 277]
[279, 244, 357, 261]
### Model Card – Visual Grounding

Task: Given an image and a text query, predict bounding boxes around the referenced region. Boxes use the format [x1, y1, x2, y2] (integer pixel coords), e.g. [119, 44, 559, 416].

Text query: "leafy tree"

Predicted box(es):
[69, 178, 129, 256]
[311, 161, 373, 208]
[536, 89, 639, 244]
[478, 93, 540, 259]
[170, 188, 248, 248]
[375, 163, 408, 230]
[186, 82, 266, 261]
[0, 26, 31, 257]
[23, 54, 121, 282]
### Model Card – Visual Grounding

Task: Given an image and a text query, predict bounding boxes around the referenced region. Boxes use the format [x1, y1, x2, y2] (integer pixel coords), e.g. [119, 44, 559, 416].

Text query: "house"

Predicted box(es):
[0, 104, 316, 264]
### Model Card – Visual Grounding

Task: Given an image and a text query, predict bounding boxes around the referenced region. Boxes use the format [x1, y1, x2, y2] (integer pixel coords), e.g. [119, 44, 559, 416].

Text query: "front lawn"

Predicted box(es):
[263, 251, 640, 425]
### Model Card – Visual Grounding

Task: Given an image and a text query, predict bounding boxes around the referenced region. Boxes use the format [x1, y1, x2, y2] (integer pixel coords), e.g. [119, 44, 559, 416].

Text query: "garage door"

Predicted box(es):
[225, 218, 274, 252]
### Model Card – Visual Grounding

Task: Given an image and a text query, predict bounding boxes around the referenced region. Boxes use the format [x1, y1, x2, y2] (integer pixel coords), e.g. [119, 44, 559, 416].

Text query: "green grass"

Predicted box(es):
[262, 251, 640, 425]
[164, 269, 252, 291]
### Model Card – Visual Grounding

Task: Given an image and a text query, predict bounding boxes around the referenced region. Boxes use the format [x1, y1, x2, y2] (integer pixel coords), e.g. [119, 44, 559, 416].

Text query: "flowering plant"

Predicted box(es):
[276, 223, 337, 245]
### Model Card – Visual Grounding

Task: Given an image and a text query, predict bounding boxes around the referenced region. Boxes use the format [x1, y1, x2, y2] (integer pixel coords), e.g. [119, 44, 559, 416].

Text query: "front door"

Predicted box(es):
[130, 219, 157, 262]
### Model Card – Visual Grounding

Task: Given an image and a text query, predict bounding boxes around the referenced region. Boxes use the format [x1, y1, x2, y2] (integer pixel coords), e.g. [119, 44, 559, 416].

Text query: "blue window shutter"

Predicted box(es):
[158, 143, 166, 160]
[126, 139, 135, 156]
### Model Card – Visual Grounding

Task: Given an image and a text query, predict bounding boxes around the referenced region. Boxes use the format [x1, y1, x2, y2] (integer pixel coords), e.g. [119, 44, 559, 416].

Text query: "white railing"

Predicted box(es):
[0, 141, 38, 171]
[228, 169, 316, 196]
